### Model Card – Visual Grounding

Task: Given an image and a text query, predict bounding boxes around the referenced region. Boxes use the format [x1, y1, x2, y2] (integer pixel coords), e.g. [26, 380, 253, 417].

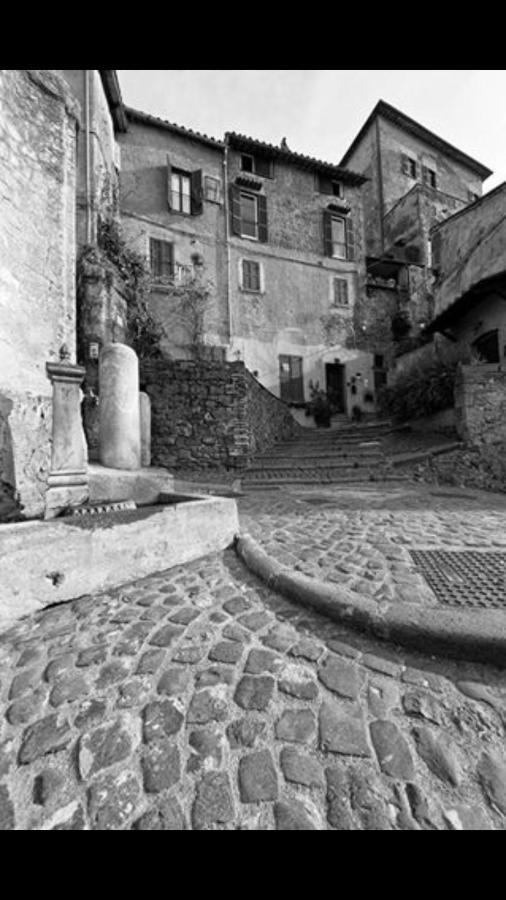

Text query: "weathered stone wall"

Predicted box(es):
[141, 359, 299, 470]
[0, 70, 79, 519]
[454, 364, 506, 445]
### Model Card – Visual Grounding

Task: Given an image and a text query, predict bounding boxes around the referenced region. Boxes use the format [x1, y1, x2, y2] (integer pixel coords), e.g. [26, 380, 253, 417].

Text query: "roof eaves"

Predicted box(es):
[225, 131, 367, 185]
[125, 106, 225, 149]
[99, 70, 128, 133]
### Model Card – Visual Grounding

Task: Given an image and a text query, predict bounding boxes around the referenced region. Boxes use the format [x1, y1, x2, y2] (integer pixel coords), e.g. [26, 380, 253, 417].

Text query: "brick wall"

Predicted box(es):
[141, 359, 299, 470]
[455, 364, 506, 445]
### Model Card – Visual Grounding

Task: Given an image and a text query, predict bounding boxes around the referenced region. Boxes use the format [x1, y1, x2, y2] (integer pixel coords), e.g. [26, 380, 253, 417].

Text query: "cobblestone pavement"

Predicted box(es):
[238, 484, 506, 607]
[1, 534, 506, 830]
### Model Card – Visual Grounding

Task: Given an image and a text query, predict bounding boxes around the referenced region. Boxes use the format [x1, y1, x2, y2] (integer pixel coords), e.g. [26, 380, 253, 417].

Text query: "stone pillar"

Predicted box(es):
[99, 343, 141, 470]
[139, 391, 151, 468]
[45, 358, 89, 518]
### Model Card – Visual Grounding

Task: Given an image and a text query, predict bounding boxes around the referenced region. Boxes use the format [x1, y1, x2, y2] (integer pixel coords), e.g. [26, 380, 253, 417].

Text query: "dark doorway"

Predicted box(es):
[325, 363, 345, 412]
[279, 355, 304, 402]
[472, 330, 500, 363]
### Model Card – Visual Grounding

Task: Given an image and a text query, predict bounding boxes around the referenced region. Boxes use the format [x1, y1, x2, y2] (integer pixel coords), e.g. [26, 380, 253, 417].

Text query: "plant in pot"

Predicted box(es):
[308, 381, 332, 428]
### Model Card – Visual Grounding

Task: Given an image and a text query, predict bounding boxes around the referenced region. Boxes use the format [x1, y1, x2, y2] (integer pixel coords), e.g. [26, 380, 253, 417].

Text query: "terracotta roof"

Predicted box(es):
[125, 106, 225, 148]
[340, 100, 493, 181]
[225, 132, 367, 185]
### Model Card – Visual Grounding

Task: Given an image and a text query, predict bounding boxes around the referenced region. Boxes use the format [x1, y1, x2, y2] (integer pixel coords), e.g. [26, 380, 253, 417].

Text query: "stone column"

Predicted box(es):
[139, 391, 151, 468]
[45, 358, 89, 518]
[99, 343, 141, 470]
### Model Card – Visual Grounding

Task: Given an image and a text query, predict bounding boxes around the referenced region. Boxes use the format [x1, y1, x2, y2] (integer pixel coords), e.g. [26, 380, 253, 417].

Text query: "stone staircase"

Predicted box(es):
[242, 420, 403, 488]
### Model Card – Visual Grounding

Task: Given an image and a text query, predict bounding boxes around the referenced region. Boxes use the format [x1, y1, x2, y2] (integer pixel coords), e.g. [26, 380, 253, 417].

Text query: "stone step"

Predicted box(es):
[247, 458, 384, 472]
[241, 473, 410, 488]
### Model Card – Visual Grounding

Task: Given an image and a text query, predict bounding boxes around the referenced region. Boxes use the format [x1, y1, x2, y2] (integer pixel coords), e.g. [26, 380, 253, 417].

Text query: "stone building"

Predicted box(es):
[118, 112, 380, 416]
[340, 100, 493, 368]
[428, 180, 506, 364]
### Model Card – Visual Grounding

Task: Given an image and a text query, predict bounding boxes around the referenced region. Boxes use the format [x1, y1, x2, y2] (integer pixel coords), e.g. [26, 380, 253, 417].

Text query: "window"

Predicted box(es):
[150, 238, 174, 280]
[317, 174, 343, 197]
[240, 192, 258, 239]
[279, 355, 304, 403]
[422, 166, 437, 188]
[332, 278, 349, 306]
[230, 185, 268, 242]
[240, 153, 273, 178]
[167, 157, 203, 215]
[242, 259, 261, 292]
[323, 210, 355, 260]
[331, 216, 346, 259]
[374, 354, 384, 369]
[401, 154, 418, 178]
[204, 175, 221, 203]
[171, 170, 191, 213]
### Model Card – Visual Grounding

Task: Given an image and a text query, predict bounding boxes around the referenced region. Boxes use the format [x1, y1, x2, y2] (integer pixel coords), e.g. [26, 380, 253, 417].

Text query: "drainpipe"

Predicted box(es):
[223, 143, 233, 348]
[84, 70, 92, 245]
[375, 117, 385, 254]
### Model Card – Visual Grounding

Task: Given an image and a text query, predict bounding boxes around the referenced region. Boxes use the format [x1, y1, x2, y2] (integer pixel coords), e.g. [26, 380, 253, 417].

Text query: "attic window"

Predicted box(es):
[240, 153, 274, 179]
[422, 166, 437, 188]
[401, 154, 418, 179]
[317, 173, 344, 197]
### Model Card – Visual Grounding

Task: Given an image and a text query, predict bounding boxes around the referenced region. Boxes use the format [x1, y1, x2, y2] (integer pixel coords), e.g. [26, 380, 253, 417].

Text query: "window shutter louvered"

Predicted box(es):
[191, 169, 203, 215]
[257, 194, 268, 243]
[161, 241, 174, 277]
[229, 184, 242, 235]
[167, 155, 172, 209]
[346, 218, 355, 261]
[323, 210, 333, 257]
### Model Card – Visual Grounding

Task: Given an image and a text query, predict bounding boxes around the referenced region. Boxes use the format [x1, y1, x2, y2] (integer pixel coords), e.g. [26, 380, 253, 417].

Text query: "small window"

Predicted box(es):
[317, 173, 343, 196]
[150, 238, 174, 280]
[241, 154, 254, 173]
[242, 259, 261, 292]
[473, 330, 500, 364]
[423, 166, 437, 188]
[333, 278, 349, 306]
[374, 354, 384, 369]
[331, 216, 346, 259]
[240, 192, 258, 239]
[401, 154, 418, 178]
[204, 175, 221, 203]
[171, 170, 191, 213]
[240, 153, 273, 178]
[468, 190, 479, 203]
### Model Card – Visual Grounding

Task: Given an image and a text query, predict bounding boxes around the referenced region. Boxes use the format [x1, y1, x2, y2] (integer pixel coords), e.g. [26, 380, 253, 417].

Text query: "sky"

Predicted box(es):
[117, 70, 506, 191]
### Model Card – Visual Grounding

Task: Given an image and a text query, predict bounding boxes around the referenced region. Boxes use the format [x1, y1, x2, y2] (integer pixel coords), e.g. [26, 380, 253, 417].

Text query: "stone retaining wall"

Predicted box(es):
[454, 364, 506, 445]
[141, 359, 299, 469]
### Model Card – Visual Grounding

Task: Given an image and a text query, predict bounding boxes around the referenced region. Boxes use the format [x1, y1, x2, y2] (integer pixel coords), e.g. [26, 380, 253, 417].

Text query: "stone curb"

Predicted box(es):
[235, 532, 506, 667]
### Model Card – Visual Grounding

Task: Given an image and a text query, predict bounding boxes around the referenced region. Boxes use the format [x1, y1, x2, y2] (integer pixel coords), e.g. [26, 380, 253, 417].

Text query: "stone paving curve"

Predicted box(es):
[1, 497, 506, 829]
[238, 484, 506, 607]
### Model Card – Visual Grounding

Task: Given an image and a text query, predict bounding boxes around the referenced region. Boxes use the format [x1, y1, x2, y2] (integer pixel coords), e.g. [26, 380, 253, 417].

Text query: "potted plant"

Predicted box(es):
[308, 381, 332, 428]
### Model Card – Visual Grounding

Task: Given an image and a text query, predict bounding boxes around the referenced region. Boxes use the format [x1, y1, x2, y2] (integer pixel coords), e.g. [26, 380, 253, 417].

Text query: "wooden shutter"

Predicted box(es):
[191, 169, 203, 215]
[161, 241, 174, 277]
[229, 184, 242, 235]
[257, 194, 268, 243]
[150, 238, 161, 277]
[167, 155, 172, 209]
[255, 156, 272, 178]
[323, 210, 333, 257]
[345, 218, 355, 261]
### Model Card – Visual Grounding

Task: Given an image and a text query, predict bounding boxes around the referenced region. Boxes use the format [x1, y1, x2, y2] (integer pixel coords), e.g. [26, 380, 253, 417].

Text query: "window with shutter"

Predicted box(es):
[333, 278, 349, 306]
[242, 259, 261, 292]
[190, 169, 203, 215]
[254, 156, 273, 178]
[345, 218, 355, 261]
[167, 155, 172, 209]
[150, 238, 174, 280]
[171, 169, 191, 213]
[240, 192, 258, 239]
[257, 194, 268, 243]
[229, 184, 242, 235]
[323, 210, 333, 257]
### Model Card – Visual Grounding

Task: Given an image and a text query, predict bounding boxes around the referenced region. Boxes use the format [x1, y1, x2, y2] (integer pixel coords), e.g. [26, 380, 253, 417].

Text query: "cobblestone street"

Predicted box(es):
[1, 481, 506, 830]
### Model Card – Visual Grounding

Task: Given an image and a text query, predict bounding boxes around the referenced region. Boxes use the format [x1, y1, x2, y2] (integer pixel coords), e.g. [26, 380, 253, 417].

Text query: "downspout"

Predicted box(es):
[223, 143, 233, 348]
[84, 69, 92, 245]
[375, 117, 385, 254]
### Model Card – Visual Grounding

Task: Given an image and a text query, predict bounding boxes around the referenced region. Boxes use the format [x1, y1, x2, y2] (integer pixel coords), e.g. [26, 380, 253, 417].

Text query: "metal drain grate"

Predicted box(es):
[409, 550, 506, 609]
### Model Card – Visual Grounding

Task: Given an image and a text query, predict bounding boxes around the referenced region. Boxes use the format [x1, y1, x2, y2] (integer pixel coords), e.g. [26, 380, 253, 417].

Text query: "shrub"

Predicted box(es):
[378, 343, 476, 422]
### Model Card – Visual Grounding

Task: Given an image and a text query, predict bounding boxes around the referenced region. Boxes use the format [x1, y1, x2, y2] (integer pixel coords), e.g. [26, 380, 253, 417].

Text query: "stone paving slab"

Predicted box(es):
[1, 547, 506, 830]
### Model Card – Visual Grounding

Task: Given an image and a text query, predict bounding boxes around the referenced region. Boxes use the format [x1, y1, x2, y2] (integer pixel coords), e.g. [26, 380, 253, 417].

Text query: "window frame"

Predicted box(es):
[239, 191, 259, 241]
[331, 276, 349, 307]
[279, 354, 304, 403]
[330, 215, 347, 260]
[204, 175, 221, 204]
[149, 237, 174, 283]
[240, 258, 263, 293]
[170, 168, 192, 214]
